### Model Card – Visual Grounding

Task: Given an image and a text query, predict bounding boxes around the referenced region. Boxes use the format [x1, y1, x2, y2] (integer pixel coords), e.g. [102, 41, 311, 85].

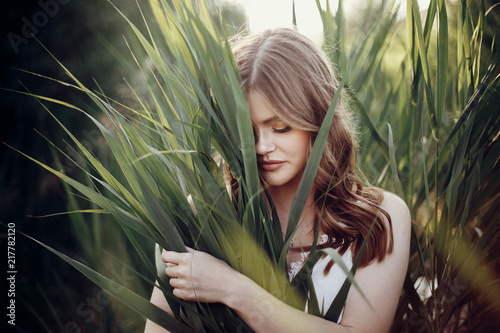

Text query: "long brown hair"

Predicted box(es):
[232, 28, 393, 267]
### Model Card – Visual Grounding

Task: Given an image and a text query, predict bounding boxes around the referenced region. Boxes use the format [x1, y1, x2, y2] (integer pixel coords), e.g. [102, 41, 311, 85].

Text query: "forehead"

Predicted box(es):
[247, 92, 280, 124]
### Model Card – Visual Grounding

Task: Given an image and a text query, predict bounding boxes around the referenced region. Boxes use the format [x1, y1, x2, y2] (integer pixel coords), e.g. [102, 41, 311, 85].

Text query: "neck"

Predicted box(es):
[267, 183, 317, 236]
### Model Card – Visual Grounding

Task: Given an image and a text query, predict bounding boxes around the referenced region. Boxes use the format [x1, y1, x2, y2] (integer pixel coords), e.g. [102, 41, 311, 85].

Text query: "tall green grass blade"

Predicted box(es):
[282, 82, 344, 263]
[423, 0, 438, 48]
[23, 232, 194, 332]
[324, 220, 376, 322]
[292, 0, 297, 28]
[411, 0, 439, 140]
[335, 0, 346, 74]
[387, 124, 404, 198]
[349, 92, 390, 160]
[444, 113, 473, 219]
[7, 142, 155, 239]
[436, 0, 448, 126]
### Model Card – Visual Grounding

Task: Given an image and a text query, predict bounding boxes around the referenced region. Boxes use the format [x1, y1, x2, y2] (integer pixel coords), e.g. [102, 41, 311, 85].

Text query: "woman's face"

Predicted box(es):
[248, 92, 311, 190]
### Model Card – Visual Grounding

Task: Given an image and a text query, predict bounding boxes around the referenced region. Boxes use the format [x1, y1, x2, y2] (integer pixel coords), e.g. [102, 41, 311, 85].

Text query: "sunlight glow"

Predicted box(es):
[228, 0, 431, 38]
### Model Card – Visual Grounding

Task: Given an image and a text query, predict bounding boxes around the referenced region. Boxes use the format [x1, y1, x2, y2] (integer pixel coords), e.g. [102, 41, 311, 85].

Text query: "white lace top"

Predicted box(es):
[288, 235, 353, 321]
[288, 234, 330, 279]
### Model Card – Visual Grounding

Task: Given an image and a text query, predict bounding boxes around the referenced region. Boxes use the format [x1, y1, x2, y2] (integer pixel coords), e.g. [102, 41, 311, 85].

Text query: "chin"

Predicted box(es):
[261, 172, 304, 190]
[261, 176, 291, 188]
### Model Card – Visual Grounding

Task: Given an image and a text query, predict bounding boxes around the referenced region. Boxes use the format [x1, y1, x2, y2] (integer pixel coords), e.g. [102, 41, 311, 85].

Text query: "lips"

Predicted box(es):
[258, 160, 285, 171]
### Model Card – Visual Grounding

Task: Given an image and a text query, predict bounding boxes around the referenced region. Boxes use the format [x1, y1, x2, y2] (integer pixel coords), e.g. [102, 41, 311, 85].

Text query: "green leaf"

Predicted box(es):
[282, 82, 344, 265]
[387, 123, 404, 198]
[23, 231, 194, 333]
[324, 220, 376, 322]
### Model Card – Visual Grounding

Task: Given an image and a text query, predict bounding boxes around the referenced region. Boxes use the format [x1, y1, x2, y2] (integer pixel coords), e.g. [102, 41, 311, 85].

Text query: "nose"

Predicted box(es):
[255, 133, 276, 156]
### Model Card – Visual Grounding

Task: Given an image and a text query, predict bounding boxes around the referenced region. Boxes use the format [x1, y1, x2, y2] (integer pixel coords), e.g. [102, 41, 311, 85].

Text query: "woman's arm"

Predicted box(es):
[159, 191, 411, 332]
[339, 191, 411, 332]
[144, 285, 173, 333]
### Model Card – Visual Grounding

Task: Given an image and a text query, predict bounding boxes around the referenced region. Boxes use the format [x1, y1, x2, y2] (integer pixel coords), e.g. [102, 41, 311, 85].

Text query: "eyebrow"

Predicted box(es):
[262, 116, 279, 124]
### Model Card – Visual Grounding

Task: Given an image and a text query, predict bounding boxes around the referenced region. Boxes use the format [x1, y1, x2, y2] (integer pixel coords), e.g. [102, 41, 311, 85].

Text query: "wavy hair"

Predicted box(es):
[231, 28, 393, 267]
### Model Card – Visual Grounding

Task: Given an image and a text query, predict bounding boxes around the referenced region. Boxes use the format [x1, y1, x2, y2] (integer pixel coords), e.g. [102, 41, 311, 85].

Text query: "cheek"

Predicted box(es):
[285, 133, 311, 167]
[298, 134, 312, 158]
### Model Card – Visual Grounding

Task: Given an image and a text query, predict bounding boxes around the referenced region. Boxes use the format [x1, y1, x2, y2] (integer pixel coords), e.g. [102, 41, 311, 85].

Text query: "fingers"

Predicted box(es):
[161, 248, 196, 264]
[168, 277, 184, 288]
[165, 264, 181, 278]
[162, 249, 198, 285]
[167, 271, 195, 302]
[168, 278, 189, 301]
[164, 255, 192, 279]
[171, 286, 191, 301]
[161, 250, 185, 264]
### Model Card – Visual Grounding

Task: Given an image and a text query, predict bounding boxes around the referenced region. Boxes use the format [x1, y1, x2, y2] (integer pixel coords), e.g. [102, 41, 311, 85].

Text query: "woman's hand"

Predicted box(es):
[161, 248, 236, 304]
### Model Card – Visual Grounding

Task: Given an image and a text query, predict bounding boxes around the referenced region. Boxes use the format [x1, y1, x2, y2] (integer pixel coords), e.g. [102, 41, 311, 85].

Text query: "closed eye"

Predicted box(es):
[272, 126, 292, 133]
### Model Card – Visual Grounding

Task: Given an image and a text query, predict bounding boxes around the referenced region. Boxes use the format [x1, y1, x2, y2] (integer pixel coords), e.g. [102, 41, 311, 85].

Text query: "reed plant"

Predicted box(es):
[314, 0, 500, 331]
[12, 0, 500, 331]
[12, 0, 353, 330]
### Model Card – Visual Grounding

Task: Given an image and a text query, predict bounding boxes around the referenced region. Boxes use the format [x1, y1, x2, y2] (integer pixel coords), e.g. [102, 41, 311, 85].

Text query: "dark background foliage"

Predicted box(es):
[1, 1, 153, 331]
[1, 1, 248, 331]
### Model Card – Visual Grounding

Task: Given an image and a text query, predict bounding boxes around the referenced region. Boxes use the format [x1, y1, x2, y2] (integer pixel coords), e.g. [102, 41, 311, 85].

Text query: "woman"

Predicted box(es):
[145, 28, 411, 332]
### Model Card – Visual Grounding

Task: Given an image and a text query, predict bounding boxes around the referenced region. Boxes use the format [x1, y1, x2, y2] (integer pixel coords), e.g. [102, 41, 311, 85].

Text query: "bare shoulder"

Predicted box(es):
[380, 190, 411, 240]
[380, 191, 410, 217]
[341, 191, 411, 331]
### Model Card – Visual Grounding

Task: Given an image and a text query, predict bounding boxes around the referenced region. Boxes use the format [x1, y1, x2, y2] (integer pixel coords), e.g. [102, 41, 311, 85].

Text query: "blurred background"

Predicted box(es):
[1, 2, 148, 332]
[1, 1, 247, 331]
[1, 0, 499, 332]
